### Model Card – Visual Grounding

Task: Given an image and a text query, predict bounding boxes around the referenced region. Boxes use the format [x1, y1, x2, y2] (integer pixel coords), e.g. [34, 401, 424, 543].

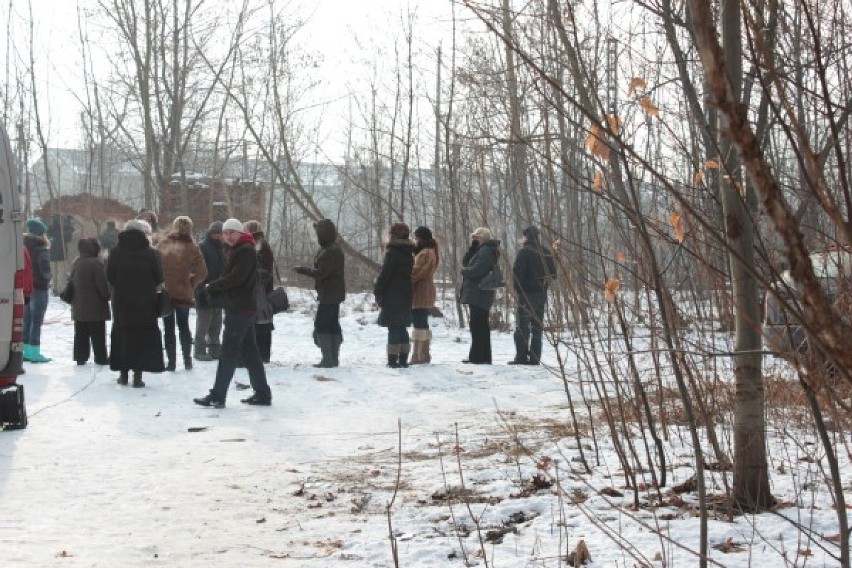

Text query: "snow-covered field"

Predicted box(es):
[0, 290, 847, 567]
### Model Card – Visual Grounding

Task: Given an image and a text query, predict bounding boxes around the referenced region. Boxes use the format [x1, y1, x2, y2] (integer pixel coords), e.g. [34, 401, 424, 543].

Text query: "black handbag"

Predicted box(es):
[267, 287, 289, 314]
[59, 278, 75, 304]
[479, 264, 506, 290]
[156, 290, 173, 318]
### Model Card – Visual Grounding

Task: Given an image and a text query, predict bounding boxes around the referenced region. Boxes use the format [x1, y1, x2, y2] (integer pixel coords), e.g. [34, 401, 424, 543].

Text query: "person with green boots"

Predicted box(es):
[293, 219, 346, 368]
[22, 218, 52, 363]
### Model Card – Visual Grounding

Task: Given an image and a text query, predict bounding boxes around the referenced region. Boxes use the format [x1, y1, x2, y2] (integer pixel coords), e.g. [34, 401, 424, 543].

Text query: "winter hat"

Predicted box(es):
[222, 218, 243, 233]
[25, 218, 47, 236]
[78, 237, 100, 257]
[208, 221, 223, 234]
[172, 215, 193, 236]
[243, 220, 263, 234]
[470, 227, 492, 241]
[124, 219, 152, 235]
[389, 222, 410, 240]
[522, 226, 540, 242]
[414, 226, 433, 241]
[136, 209, 159, 232]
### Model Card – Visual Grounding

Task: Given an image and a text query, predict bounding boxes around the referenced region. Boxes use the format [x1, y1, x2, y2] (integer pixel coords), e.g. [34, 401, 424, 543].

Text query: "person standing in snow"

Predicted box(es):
[410, 226, 439, 364]
[194, 221, 226, 361]
[293, 219, 345, 368]
[510, 226, 557, 365]
[157, 216, 208, 371]
[243, 220, 275, 363]
[374, 223, 415, 368]
[98, 221, 120, 254]
[70, 238, 111, 366]
[460, 227, 501, 365]
[194, 218, 271, 408]
[22, 218, 52, 363]
[107, 219, 165, 387]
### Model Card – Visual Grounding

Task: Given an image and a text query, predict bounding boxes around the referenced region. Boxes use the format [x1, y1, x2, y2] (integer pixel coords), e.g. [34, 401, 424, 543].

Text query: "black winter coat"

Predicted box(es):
[460, 239, 501, 310]
[107, 229, 164, 328]
[513, 240, 556, 305]
[300, 219, 346, 304]
[207, 233, 258, 314]
[374, 239, 415, 327]
[198, 232, 226, 286]
[24, 234, 51, 290]
[70, 241, 111, 322]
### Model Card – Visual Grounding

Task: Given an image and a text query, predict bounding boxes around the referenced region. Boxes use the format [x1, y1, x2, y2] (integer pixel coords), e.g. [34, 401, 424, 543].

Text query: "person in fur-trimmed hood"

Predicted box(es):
[70, 237, 111, 366]
[410, 226, 439, 364]
[374, 222, 416, 368]
[22, 218, 52, 363]
[157, 216, 208, 371]
[460, 227, 501, 364]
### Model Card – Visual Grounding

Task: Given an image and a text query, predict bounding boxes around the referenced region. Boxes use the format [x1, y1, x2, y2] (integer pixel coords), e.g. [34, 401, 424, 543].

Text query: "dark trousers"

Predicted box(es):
[74, 321, 108, 364]
[212, 311, 270, 402]
[412, 308, 429, 330]
[388, 325, 410, 345]
[255, 323, 273, 363]
[22, 288, 49, 345]
[315, 303, 342, 335]
[163, 307, 192, 363]
[468, 305, 492, 364]
[513, 299, 545, 363]
[195, 307, 223, 353]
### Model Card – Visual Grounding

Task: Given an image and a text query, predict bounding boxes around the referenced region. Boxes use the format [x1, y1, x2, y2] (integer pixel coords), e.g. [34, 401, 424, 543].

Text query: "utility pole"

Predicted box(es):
[433, 44, 441, 229]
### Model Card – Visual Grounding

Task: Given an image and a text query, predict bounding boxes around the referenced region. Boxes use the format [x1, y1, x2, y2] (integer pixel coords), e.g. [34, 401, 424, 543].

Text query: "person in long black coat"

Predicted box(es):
[510, 226, 557, 365]
[460, 227, 501, 364]
[374, 223, 416, 368]
[70, 238, 111, 365]
[107, 219, 165, 387]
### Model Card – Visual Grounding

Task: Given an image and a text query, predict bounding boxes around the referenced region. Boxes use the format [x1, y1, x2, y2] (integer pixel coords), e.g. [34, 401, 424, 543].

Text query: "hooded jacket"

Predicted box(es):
[299, 219, 345, 303]
[207, 232, 258, 314]
[71, 239, 111, 322]
[512, 229, 557, 303]
[412, 240, 438, 309]
[460, 239, 501, 310]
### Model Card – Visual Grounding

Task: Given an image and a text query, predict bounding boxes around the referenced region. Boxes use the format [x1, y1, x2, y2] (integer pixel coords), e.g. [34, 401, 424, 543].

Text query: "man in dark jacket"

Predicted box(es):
[98, 221, 120, 253]
[194, 218, 271, 408]
[293, 219, 345, 368]
[194, 221, 226, 361]
[374, 222, 415, 368]
[460, 227, 501, 364]
[510, 226, 557, 365]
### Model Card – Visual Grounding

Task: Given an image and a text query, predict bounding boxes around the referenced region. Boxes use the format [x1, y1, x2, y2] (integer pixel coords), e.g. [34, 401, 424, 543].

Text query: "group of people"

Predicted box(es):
[20, 210, 557, 409]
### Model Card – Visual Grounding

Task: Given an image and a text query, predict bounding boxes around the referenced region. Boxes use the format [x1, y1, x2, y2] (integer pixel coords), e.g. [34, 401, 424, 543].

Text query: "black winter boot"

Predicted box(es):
[116, 370, 129, 386]
[132, 371, 145, 388]
[181, 338, 193, 370]
[387, 344, 400, 368]
[165, 342, 176, 372]
[398, 344, 410, 368]
[313, 334, 337, 368]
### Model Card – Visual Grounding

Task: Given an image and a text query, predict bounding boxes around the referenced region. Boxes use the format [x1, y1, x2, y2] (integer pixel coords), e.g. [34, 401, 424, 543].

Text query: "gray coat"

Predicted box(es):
[71, 250, 111, 322]
[460, 239, 501, 310]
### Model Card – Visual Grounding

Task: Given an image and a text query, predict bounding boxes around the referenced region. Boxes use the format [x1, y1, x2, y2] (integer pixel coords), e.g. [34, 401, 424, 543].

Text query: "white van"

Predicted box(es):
[0, 120, 27, 429]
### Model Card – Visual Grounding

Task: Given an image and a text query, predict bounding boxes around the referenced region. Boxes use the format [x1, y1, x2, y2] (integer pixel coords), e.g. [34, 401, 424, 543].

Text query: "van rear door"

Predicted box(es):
[0, 120, 22, 377]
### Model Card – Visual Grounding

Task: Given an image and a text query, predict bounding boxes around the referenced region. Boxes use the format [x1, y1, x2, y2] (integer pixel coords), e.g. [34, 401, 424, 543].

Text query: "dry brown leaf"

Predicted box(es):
[712, 537, 747, 553]
[615, 251, 627, 263]
[693, 170, 704, 186]
[566, 539, 593, 566]
[592, 170, 603, 192]
[627, 76, 647, 96]
[585, 124, 611, 160]
[799, 548, 813, 557]
[639, 96, 659, 117]
[704, 158, 720, 169]
[826, 533, 842, 542]
[670, 211, 685, 243]
[604, 277, 620, 302]
[606, 113, 621, 135]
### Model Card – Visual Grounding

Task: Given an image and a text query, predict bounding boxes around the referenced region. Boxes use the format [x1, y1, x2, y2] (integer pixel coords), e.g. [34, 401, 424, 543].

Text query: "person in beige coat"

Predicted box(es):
[410, 226, 439, 364]
[157, 216, 208, 370]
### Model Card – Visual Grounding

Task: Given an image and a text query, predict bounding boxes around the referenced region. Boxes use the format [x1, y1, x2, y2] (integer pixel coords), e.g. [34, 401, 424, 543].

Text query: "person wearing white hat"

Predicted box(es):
[194, 219, 271, 408]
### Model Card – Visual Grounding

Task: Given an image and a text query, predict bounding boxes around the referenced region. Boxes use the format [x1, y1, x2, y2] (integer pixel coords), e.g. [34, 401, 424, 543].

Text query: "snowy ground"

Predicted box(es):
[0, 290, 848, 567]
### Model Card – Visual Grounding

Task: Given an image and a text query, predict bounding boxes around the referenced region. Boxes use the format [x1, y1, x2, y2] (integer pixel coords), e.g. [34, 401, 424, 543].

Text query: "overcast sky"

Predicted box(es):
[16, 0, 456, 161]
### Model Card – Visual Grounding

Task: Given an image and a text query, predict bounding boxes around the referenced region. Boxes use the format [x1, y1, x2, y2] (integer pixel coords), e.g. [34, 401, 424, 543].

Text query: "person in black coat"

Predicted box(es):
[510, 227, 557, 365]
[98, 221, 119, 253]
[460, 227, 501, 364]
[107, 219, 165, 387]
[374, 223, 415, 368]
[70, 238, 111, 365]
[244, 220, 275, 363]
[194, 221, 226, 360]
[293, 219, 346, 368]
[194, 218, 271, 408]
